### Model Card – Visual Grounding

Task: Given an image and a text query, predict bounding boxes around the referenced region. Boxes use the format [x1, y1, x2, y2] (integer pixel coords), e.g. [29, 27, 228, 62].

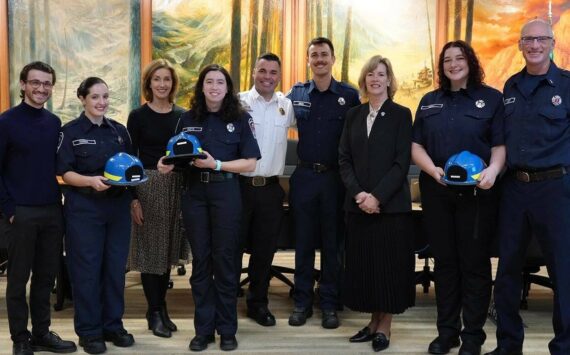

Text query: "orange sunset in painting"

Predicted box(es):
[449, 0, 570, 90]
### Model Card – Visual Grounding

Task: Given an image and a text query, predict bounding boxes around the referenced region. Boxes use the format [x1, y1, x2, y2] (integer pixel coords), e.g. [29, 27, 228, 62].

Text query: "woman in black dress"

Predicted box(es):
[339, 55, 415, 352]
[127, 59, 190, 338]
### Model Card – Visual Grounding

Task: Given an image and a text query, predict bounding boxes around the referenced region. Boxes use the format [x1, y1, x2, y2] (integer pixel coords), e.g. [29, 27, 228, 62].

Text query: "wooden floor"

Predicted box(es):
[0, 253, 555, 354]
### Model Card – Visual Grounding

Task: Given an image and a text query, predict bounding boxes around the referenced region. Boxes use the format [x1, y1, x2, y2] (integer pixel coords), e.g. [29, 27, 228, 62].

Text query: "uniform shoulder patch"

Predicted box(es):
[248, 117, 256, 139]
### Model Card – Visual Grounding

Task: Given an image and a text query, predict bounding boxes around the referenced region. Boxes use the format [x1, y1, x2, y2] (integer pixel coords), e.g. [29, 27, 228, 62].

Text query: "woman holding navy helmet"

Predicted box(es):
[158, 64, 260, 352]
[57, 77, 137, 354]
[412, 40, 505, 355]
[126, 59, 189, 338]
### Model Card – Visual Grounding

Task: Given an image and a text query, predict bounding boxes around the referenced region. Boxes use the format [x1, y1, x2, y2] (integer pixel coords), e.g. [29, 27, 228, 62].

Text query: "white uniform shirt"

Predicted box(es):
[239, 86, 295, 177]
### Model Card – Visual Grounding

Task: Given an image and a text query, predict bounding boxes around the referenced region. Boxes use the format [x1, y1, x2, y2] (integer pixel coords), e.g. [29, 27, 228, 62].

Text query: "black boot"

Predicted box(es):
[147, 310, 172, 338]
[160, 304, 178, 332]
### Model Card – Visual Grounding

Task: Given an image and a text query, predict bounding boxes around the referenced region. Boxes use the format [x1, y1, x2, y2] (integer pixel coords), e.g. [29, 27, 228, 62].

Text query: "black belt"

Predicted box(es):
[513, 166, 569, 183]
[191, 171, 236, 183]
[240, 175, 279, 187]
[297, 161, 337, 173]
[71, 186, 128, 198]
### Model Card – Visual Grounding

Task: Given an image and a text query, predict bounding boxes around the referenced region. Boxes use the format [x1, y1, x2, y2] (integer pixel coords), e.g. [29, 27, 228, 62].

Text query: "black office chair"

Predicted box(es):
[408, 165, 436, 293]
[520, 235, 553, 310]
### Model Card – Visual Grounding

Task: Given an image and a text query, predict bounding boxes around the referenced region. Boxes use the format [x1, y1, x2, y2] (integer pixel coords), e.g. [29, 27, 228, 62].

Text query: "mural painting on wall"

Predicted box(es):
[448, 0, 570, 91]
[304, 0, 437, 115]
[152, 0, 283, 109]
[8, 0, 141, 124]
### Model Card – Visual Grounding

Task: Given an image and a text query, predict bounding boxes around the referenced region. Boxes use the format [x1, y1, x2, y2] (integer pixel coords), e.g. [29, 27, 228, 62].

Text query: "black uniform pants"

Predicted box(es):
[419, 173, 499, 345]
[5, 204, 63, 343]
[181, 179, 241, 336]
[238, 179, 285, 309]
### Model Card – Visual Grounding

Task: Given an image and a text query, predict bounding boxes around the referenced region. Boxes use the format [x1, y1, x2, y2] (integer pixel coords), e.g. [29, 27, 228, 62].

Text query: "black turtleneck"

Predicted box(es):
[0, 102, 62, 218]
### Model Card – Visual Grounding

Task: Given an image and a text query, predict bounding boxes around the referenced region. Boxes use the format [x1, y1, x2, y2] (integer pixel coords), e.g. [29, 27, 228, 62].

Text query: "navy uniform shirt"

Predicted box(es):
[287, 78, 360, 166]
[57, 113, 132, 176]
[176, 110, 261, 164]
[503, 62, 570, 169]
[412, 85, 504, 166]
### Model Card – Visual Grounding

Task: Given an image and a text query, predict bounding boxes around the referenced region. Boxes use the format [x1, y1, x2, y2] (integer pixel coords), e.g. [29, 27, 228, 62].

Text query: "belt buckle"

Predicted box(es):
[200, 171, 210, 183]
[517, 171, 530, 183]
[252, 176, 266, 187]
[313, 163, 326, 173]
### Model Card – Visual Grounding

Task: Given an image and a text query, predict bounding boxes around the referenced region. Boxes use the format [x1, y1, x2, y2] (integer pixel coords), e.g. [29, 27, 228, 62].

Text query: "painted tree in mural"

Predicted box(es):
[44, 0, 52, 110]
[341, 5, 352, 83]
[316, 0, 323, 37]
[465, 0, 475, 44]
[246, 0, 259, 89]
[28, 0, 36, 58]
[454, 0, 462, 40]
[259, 0, 272, 55]
[327, 0, 333, 41]
[129, 0, 141, 111]
[231, 0, 241, 89]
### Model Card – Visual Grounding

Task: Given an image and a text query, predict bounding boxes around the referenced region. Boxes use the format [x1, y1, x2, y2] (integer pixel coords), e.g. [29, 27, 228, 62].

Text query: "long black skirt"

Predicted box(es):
[342, 212, 415, 314]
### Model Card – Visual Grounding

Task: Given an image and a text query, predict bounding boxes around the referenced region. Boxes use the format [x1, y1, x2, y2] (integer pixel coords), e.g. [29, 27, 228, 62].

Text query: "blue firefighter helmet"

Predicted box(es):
[103, 152, 148, 186]
[442, 151, 486, 185]
[163, 132, 206, 164]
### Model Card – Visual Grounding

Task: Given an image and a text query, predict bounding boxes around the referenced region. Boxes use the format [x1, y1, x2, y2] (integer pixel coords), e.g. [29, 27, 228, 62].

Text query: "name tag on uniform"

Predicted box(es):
[503, 97, 516, 105]
[182, 126, 203, 133]
[293, 101, 311, 108]
[420, 104, 443, 110]
[72, 139, 96, 146]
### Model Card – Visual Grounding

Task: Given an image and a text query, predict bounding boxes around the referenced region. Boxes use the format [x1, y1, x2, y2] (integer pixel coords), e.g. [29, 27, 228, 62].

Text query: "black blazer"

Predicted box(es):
[339, 99, 412, 214]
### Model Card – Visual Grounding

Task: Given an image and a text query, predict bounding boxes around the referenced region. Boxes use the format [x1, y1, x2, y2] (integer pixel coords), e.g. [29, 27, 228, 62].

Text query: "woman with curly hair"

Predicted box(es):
[412, 41, 505, 355]
[158, 64, 260, 352]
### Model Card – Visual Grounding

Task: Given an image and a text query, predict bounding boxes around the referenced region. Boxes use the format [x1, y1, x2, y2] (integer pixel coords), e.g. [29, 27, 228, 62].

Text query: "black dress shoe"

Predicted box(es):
[349, 327, 374, 342]
[372, 332, 390, 352]
[12, 341, 33, 355]
[428, 336, 461, 354]
[147, 310, 172, 338]
[459, 340, 481, 355]
[30, 331, 77, 353]
[79, 336, 106, 355]
[322, 310, 339, 329]
[247, 307, 276, 326]
[103, 329, 134, 347]
[160, 304, 178, 331]
[484, 348, 523, 355]
[220, 334, 238, 351]
[288, 307, 313, 326]
[189, 334, 215, 352]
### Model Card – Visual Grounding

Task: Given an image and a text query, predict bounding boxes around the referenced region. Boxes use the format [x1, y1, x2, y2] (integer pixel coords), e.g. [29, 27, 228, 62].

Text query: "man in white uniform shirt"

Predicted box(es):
[238, 53, 295, 326]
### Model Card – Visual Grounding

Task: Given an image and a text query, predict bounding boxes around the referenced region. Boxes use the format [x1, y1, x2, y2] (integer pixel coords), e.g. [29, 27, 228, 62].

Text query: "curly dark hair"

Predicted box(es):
[190, 64, 243, 123]
[437, 40, 484, 90]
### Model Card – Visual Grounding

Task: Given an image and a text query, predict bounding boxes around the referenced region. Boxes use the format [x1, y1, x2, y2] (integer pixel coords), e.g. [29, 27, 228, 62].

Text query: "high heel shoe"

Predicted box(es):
[147, 311, 172, 338]
[160, 304, 178, 332]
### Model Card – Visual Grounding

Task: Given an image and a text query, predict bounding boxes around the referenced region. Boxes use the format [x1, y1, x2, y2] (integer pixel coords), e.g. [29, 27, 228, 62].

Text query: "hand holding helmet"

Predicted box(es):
[103, 152, 148, 186]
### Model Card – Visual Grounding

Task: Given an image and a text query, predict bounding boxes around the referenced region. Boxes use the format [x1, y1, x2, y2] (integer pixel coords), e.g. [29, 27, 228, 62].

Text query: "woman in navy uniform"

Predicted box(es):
[412, 41, 505, 355]
[57, 77, 135, 354]
[158, 64, 260, 352]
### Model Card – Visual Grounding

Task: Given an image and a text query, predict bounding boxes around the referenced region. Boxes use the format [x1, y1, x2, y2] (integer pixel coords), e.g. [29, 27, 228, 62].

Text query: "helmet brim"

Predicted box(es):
[441, 177, 479, 186]
[104, 176, 149, 186]
[163, 153, 207, 165]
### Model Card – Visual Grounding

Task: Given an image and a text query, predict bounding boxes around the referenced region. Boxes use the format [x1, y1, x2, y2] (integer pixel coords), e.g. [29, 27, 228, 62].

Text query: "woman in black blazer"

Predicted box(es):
[339, 55, 415, 352]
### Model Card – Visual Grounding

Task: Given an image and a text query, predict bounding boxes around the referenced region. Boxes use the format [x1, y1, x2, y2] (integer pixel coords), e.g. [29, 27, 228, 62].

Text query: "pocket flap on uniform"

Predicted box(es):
[539, 106, 567, 120]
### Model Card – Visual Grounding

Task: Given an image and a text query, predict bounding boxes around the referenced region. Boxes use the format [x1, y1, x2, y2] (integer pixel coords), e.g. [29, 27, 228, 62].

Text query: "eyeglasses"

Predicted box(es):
[520, 36, 553, 46]
[25, 80, 54, 89]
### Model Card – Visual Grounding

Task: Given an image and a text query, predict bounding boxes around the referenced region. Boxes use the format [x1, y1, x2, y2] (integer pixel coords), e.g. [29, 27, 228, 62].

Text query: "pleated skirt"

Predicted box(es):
[127, 169, 191, 274]
[342, 212, 415, 314]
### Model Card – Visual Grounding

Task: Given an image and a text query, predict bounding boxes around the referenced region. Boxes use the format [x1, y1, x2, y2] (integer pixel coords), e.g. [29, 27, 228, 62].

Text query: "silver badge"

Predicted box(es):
[552, 95, 562, 106]
[227, 123, 235, 132]
[338, 97, 345, 105]
[380, 112, 385, 117]
[118, 136, 124, 144]
[475, 100, 485, 108]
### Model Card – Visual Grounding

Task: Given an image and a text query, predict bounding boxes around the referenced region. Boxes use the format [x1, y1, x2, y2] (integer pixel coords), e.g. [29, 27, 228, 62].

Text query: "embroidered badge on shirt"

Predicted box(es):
[279, 107, 285, 115]
[57, 132, 64, 152]
[227, 123, 235, 133]
[503, 97, 516, 105]
[420, 104, 444, 110]
[552, 95, 562, 106]
[183, 126, 203, 133]
[338, 97, 346, 105]
[248, 117, 256, 139]
[117, 136, 124, 145]
[72, 139, 96, 146]
[475, 100, 485, 108]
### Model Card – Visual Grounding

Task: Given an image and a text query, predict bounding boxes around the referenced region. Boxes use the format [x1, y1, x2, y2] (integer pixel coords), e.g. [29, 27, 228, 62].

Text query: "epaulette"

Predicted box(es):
[62, 117, 82, 129]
